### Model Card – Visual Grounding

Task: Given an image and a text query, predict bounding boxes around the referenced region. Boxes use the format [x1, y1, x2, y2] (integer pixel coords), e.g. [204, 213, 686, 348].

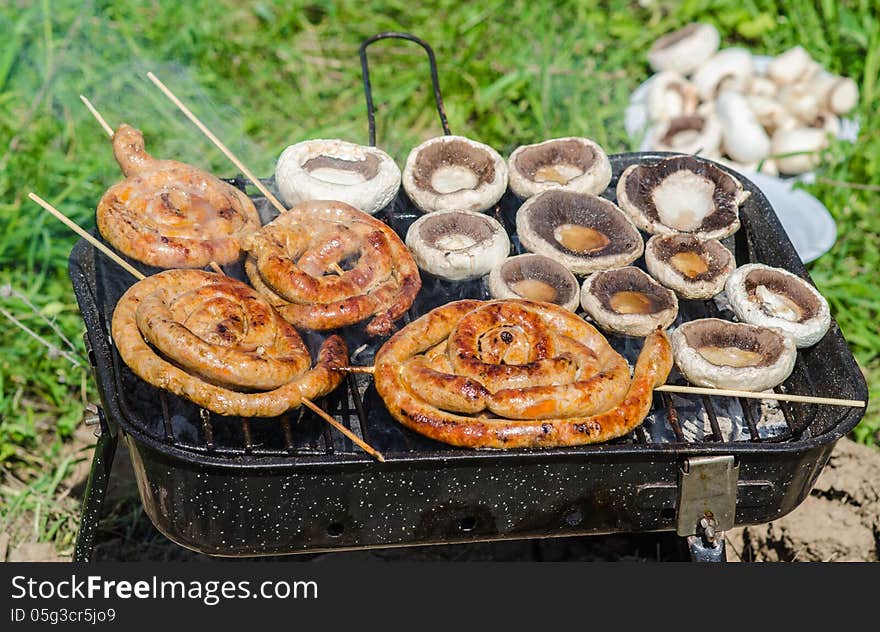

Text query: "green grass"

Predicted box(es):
[0, 0, 878, 555]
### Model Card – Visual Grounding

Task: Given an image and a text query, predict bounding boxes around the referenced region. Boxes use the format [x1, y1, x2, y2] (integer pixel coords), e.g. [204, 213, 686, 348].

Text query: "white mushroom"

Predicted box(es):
[275, 139, 401, 215]
[777, 84, 821, 123]
[616, 155, 748, 240]
[807, 74, 860, 115]
[402, 135, 508, 214]
[767, 46, 813, 85]
[746, 95, 789, 132]
[644, 234, 735, 299]
[809, 111, 841, 137]
[488, 253, 580, 312]
[748, 76, 778, 98]
[647, 72, 699, 121]
[671, 318, 797, 392]
[405, 210, 510, 281]
[516, 190, 643, 276]
[644, 113, 722, 155]
[725, 263, 831, 348]
[692, 48, 754, 100]
[580, 267, 679, 337]
[507, 137, 612, 199]
[647, 23, 721, 75]
[771, 127, 829, 175]
[716, 90, 771, 163]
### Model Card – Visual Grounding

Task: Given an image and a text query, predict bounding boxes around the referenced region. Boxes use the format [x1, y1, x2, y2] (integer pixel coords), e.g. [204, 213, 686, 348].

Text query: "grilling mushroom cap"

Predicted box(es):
[405, 210, 510, 281]
[644, 234, 735, 299]
[580, 266, 679, 337]
[725, 263, 831, 348]
[516, 190, 644, 276]
[616, 155, 749, 239]
[647, 23, 721, 75]
[275, 139, 401, 215]
[507, 137, 612, 199]
[402, 135, 508, 213]
[488, 253, 580, 312]
[671, 318, 797, 391]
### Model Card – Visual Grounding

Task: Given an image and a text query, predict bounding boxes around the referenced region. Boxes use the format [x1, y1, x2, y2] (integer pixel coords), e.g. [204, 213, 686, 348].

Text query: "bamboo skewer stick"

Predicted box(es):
[146, 73, 350, 277]
[146, 71, 288, 216]
[656, 384, 865, 408]
[29, 193, 146, 281]
[80, 95, 114, 137]
[335, 366, 376, 374]
[331, 365, 865, 408]
[301, 397, 385, 462]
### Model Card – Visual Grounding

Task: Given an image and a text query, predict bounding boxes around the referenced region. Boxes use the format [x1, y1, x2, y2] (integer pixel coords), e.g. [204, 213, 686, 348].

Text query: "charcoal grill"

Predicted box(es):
[68, 34, 867, 562]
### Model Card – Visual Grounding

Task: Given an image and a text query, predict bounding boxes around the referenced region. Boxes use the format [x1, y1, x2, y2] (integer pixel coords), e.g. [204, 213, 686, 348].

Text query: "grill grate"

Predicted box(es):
[85, 156, 827, 462]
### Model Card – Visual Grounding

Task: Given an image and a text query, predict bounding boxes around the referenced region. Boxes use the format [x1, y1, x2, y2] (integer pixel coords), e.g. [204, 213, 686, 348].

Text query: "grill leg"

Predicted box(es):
[73, 407, 118, 563]
[686, 532, 727, 562]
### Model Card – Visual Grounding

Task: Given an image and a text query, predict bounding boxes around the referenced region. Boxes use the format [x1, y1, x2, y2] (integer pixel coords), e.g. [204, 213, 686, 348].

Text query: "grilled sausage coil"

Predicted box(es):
[112, 270, 347, 417]
[374, 299, 672, 448]
[243, 200, 421, 336]
[97, 124, 261, 269]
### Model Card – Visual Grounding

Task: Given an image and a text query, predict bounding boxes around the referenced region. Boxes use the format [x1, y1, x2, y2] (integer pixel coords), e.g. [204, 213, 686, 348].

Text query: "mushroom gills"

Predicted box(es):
[669, 251, 710, 278]
[553, 224, 611, 254]
[651, 171, 716, 231]
[301, 154, 379, 185]
[754, 284, 803, 322]
[534, 163, 583, 184]
[430, 165, 479, 194]
[434, 233, 478, 250]
[609, 291, 660, 315]
[696, 345, 764, 368]
[510, 279, 558, 303]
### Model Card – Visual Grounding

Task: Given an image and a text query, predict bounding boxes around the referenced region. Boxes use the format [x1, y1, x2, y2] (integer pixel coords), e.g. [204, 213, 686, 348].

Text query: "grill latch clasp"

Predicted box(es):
[676, 455, 738, 538]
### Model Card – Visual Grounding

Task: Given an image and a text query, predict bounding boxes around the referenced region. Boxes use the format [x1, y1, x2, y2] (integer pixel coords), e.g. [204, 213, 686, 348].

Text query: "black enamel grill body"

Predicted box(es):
[68, 152, 867, 557]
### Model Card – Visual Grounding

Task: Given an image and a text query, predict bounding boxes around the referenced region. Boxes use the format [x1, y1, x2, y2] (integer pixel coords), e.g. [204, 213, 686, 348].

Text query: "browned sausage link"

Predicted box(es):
[243, 200, 421, 335]
[246, 217, 393, 304]
[112, 123, 166, 176]
[374, 300, 671, 449]
[401, 356, 490, 414]
[487, 361, 630, 419]
[134, 278, 310, 390]
[363, 249, 423, 337]
[448, 303, 556, 390]
[111, 270, 348, 417]
[98, 125, 261, 269]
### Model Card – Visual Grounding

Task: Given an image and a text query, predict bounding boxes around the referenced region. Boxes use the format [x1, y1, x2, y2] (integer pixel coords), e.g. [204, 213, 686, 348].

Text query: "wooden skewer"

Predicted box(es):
[334, 366, 375, 374]
[656, 384, 865, 408]
[207, 261, 224, 275]
[28, 192, 146, 281]
[146, 73, 352, 277]
[146, 71, 288, 216]
[301, 397, 385, 462]
[331, 365, 865, 408]
[80, 95, 114, 138]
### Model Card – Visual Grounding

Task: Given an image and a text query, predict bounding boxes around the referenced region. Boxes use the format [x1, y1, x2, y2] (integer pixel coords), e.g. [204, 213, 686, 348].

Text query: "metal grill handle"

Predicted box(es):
[359, 32, 451, 146]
